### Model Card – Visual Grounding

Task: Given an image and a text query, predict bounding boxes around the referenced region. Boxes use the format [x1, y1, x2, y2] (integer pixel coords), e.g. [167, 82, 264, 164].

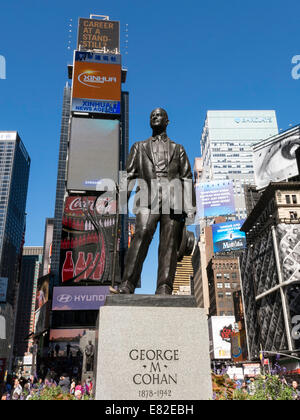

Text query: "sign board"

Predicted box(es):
[196, 181, 235, 220]
[72, 50, 121, 115]
[253, 126, 300, 190]
[67, 118, 120, 191]
[212, 220, 246, 253]
[52, 286, 110, 311]
[59, 195, 119, 286]
[77, 18, 120, 52]
[209, 316, 236, 360]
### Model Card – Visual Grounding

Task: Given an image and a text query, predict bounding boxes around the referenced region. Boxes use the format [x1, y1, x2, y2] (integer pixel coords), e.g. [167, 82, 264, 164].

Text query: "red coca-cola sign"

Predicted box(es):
[64, 196, 116, 216]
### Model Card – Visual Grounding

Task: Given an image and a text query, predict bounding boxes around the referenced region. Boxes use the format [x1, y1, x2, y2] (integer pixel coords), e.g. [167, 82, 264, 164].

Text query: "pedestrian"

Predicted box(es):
[247, 377, 256, 396]
[74, 389, 82, 400]
[58, 373, 70, 394]
[12, 378, 23, 400]
[292, 380, 300, 400]
[70, 378, 76, 396]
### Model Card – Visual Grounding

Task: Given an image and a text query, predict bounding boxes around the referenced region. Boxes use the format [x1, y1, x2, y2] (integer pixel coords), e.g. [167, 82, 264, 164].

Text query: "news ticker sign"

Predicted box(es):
[72, 50, 121, 115]
[52, 286, 110, 311]
[77, 18, 120, 52]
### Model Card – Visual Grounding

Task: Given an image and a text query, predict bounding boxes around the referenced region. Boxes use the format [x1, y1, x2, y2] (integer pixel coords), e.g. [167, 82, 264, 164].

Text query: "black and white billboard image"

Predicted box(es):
[67, 118, 120, 192]
[253, 125, 300, 190]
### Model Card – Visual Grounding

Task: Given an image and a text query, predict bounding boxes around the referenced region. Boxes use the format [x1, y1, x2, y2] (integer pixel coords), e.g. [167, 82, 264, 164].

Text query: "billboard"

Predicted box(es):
[59, 195, 120, 286]
[52, 286, 110, 311]
[253, 126, 300, 190]
[277, 224, 300, 284]
[72, 50, 121, 115]
[196, 181, 235, 220]
[35, 274, 50, 311]
[67, 118, 120, 191]
[77, 18, 120, 52]
[208, 316, 236, 360]
[0, 278, 8, 303]
[231, 330, 248, 363]
[49, 329, 88, 358]
[212, 220, 246, 253]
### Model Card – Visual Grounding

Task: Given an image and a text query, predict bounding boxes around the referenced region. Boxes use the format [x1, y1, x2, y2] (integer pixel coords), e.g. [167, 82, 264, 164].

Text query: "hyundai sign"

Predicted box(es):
[52, 286, 110, 311]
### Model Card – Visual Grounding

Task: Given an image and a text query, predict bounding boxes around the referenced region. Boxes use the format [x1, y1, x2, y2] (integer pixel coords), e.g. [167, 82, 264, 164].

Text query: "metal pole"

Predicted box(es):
[111, 186, 119, 290]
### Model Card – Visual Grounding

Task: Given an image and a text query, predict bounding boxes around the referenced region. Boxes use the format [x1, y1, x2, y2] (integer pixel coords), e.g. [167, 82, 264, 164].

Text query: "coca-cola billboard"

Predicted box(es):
[59, 195, 120, 286]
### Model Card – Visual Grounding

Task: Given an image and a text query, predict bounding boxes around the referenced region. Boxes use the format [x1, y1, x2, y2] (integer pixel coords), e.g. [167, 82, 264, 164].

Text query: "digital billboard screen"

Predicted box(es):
[67, 118, 119, 192]
[77, 18, 120, 52]
[52, 286, 110, 311]
[196, 181, 235, 220]
[72, 50, 121, 115]
[59, 195, 120, 286]
[212, 220, 246, 253]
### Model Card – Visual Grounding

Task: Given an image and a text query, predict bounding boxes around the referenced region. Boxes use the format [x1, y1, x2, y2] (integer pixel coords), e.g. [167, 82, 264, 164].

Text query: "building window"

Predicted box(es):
[292, 195, 297, 204]
[225, 283, 231, 289]
[232, 273, 237, 279]
[217, 283, 223, 289]
[290, 211, 298, 220]
[225, 292, 232, 297]
[218, 292, 224, 299]
[216, 273, 222, 279]
[285, 195, 291, 204]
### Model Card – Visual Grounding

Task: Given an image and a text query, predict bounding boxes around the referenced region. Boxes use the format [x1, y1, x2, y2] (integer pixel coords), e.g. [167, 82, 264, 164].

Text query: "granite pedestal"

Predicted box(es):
[94, 295, 212, 400]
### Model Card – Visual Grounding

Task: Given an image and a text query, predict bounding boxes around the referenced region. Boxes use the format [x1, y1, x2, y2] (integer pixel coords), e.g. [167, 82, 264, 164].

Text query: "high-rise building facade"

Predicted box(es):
[0, 131, 30, 371]
[14, 247, 43, 358]
[50, 85, 71, 287]
[240, 182, 300, 359]
[200, 111, 278, 219]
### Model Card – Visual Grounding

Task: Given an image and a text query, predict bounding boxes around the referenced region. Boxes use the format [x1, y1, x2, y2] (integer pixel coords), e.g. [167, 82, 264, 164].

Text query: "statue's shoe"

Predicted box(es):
[155, 285, 172, 295]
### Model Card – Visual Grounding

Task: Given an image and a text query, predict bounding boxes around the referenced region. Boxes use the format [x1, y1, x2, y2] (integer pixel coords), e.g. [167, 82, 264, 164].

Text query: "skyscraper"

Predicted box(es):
[200, 111, 278, 219]
[0, 131, 30, 371]
[14, 246, 43, 359]
[50, 84, 71, 286]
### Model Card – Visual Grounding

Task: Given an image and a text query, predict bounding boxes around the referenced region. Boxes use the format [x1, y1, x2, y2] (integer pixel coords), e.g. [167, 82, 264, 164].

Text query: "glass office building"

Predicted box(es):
[200, 111, 278, 219]
[0, 131, 30, 369]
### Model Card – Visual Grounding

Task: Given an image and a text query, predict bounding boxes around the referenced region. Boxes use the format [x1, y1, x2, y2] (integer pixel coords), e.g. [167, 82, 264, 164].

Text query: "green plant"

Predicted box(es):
[247, 375, 295, 401]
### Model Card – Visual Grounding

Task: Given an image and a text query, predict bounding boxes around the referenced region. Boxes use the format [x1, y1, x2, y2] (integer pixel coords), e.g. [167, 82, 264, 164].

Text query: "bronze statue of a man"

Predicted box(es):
[119, 108, 196, 295]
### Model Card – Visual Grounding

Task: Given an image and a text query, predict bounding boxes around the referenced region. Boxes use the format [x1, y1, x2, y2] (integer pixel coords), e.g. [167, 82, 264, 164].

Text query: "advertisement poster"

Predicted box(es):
[253, 127, 300, 190]
[52, 286, 110, 311]
[72, 50, 121, 115]
[67, 118, 120, 191]
[0, 277, 8, 303]
[277, 224, 300, 283]
[196, 181, 235, 220]
[77, 18, 120, 52]
[212, 220, 246, 253]
[49, 329, 89, 357]
[35, 274, 50, 311]
[59, 195, 119, 286]
[209, 316, 236, 360]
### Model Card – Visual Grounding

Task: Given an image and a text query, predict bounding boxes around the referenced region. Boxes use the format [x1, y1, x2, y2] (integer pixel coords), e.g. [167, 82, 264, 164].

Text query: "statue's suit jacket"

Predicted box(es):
[122, 137, 196, 215]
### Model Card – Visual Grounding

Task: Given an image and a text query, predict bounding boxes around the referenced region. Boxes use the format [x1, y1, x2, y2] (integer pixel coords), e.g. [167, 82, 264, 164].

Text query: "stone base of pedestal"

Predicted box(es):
[94, 295, 212, 400]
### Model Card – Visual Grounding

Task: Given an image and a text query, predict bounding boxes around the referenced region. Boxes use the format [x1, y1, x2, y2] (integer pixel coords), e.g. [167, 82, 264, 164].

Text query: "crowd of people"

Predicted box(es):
[0, 373, 93, 400]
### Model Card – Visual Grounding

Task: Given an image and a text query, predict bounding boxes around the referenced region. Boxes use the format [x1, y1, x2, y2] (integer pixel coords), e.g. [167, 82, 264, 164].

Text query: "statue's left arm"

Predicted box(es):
[179, 145, 196, 218]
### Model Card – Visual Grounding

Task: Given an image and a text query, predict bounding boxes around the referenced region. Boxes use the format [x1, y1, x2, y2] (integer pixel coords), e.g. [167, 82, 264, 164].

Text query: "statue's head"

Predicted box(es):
[150, 108, 169, 131]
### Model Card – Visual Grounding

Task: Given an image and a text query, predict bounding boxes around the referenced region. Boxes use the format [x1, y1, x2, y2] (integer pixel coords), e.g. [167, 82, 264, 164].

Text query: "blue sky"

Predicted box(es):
[0, 0, 299, 294]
